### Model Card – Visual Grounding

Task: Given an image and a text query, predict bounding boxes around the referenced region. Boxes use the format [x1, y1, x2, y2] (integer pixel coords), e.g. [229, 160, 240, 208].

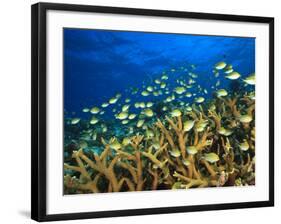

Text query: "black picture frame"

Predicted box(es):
[31, 2, 274, 222]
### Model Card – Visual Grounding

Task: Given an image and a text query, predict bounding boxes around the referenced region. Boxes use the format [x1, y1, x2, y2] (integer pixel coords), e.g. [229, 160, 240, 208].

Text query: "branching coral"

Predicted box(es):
[64, 93, 255, 194]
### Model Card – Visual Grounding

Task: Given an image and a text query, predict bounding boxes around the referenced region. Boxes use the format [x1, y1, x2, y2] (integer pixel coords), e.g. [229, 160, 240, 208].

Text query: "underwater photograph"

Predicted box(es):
[63, 28, 255, 195]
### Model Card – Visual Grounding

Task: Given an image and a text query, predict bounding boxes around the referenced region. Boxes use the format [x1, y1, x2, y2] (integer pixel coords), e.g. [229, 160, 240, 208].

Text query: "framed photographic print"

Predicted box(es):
[31, 2, 274, 222]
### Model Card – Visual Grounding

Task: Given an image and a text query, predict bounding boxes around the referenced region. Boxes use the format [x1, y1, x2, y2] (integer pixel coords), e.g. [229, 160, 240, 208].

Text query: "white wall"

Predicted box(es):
[0, 0, 279, 223]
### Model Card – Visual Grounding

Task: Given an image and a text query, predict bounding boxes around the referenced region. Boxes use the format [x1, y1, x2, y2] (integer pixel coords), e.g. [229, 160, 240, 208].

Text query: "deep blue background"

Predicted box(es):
[64, 28, 255, 118]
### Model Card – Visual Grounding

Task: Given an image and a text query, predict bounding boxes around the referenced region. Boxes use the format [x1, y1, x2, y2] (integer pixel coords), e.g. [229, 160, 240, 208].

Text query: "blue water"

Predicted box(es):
[64, 28, 255, 119]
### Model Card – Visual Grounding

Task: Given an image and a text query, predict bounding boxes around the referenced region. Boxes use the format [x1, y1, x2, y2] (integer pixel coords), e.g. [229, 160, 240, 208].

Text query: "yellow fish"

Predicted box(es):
[116, 112, 128, 120]
[139, 102, 146, 108]
[82, 108, 90, 112]
[122, 137, 131, 146]
[155, 79, 161, 84]
[136, 119, 145, 128]
[216, 89, 228, 97]
[186, 146, 198, 155]
[121, 120, 129, 125]
[146, 102, 154, 108]
[239, 114, 253, 123]
[171, 109, 182, 117]
[170, 148, 181, 157]
[141, 90, 150, 96]
[226, 71, 241, 80]
[109, 97, 118, 104]
[147, 86, 154, 92]
[122, 104, 130, 112]
[128, 114, 137, 120]
[239, 139, 249, 151]
[215, 61, 227, 70]
[243, 73, 255, 85]
[182, 159, 191, 166]
[183, 120, 195, 132]
[90, 107, 100, 114]
[195, 97, 205, 103]
[90, 116, 99, 125]
[109, 139, 122, 150]
[101, 103, 109, 108]
[143, 108, 154, 117]
[71, 118, 80, 125]
[203, 152, 220, 163]
[174, 86, 186, 94]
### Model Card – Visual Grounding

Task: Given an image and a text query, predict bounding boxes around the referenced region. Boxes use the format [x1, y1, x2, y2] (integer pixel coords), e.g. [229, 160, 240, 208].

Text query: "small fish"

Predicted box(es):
[216, 89, 228, 97]
[195, 97, 205, 103]
[134, 102, 140, 108]
[195, 120, 208, 132]
[79, 141, 88, 149]
[153, 91, 159, 97]
[101, 126, 107, 133]
[146, 102, 154, 108]
[110, 139, 122, 150]
[224, 65, 234, 74]
[128, 114, 137, 120]
[143, 108, 154, 117]
[155, 79, 161, 84]
[186, 106, 192, 112]
[160, 82, 166, 89]
[141, 90, 150, 96]
[161, 75, 168, 80]
[139, 102, 146, 108]
[186, 146, 198, 155]
[92, 132, 97, 141]
[152, 141, 160, 150]
[122, 104, 130, 112]
[162, 106, 168, 111]
[225, 71, 241, 80]
[183, 120, 195, 132]
[147, 86, 154, 92]
[170, 148, 181, 157]
[185, 92, 192, 98]
[121, 119, 129, 125]
[122, 137, 131, 146]
[82, 108, 90, 112]
[101, 102, 109, 108]
[215, 61, 227, 70]
[218, 127, 233, 136]
[90, 107, 100, 114]
[116, 112, 128, 120]
[90, 116, 99, 125]
[136, 119, 145, 128]
[174, 86, 186, 94]
[146, 129, 154, 138]
[209, 104, 216, 111]
[71, 118, 80, 125]
[203, 152, 220, 163]
[239, 114, 253, 123]
[215, 80, 220, 87]
[109, 97, 118, 104]
[239, 139, 249, 151]
[243, 73, 255, 85]
[182, 159, 191, 166]
[171, 109, 182, 117]
[125, 98, 131, 103]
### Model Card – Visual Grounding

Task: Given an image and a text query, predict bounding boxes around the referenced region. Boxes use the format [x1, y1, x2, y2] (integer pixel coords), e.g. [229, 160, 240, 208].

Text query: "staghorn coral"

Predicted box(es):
[64, 93, 255, 194]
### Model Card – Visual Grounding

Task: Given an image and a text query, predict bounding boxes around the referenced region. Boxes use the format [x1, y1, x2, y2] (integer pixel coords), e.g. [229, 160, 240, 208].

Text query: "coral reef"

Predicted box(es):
[64, 92, 255, 194]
